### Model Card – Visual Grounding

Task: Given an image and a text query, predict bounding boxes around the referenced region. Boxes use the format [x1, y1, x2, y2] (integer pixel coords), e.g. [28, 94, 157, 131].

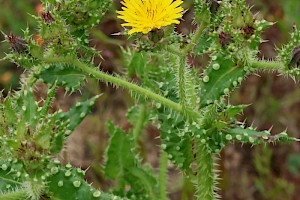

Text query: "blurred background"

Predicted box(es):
[0, 0, 300, 199]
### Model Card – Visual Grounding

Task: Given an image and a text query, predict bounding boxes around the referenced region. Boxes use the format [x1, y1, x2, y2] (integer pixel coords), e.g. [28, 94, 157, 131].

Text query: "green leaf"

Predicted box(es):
[200, 54, 247, 107]
[125, 167, 156, 197]
[159, 112, 194, 173]
[47, 165, 123, 200]
[221, 104, 248, 119]
[105, 122, 157, 198]
[58, 95, 100, 132]
[0, 160, 25, 192]
[105, 123, 135, 179]
[193, 33, 212, 55]
[225, 127, 299, 145]
[3, 96, 17, 126]
[127, 51, 147, 78]
[50, 95, 99, 153]
[37, 64, 85, 91]
[22, 87, 38, 128]
[38, 84, 56, 117]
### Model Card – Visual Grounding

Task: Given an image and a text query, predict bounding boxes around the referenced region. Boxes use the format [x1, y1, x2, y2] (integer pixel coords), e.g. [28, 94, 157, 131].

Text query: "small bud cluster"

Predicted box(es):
[7, 33, 28, 54]
[41, 11, 55, 24]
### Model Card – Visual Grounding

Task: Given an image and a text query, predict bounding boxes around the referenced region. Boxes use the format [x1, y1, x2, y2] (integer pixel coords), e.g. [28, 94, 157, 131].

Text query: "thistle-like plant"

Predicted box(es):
[0, 0, 299, 200]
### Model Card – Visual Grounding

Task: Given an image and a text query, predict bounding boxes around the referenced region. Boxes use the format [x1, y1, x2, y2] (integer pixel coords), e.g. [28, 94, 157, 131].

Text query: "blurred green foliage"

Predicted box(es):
[280, 0, 300, 27]
[0, 0, 299, 199]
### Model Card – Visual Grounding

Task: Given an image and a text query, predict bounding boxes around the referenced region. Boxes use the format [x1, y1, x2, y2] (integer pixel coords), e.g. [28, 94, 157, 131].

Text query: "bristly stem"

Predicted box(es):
[40, 56, 200, 121]
[195, 138, 214, 200]
[159, 150, 168, 200]
[0, 189, 28, 200]
[250, 60, 300, 78]
[250, 60, 285, 71]
[184, 23, 206, 54]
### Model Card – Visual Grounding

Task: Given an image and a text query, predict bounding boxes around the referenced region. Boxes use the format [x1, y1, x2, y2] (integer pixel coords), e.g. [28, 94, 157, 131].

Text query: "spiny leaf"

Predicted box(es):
[221, 104, 248, 119]
[3, 96, 17, 126]
[38, 83, 56, 117]
[124, 167, 157, 198]
[37, 64, 85, 91]
[193, 33, 212, 55]
[105, 122, 136, 179]
[200, 54, 247, 107]
[0, 160, 25, 192]
[22, 87, 38, 129]
[105, 122, 157, 198]
[58, 95, 100, 132]
[47, 165, 124, 200]
[225, 127, 299, 145]
[50, 95, 99, 153]
[159, 112, 194, 173]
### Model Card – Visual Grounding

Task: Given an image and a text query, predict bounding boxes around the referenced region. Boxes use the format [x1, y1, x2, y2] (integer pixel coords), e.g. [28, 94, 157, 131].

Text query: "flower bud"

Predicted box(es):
[149, 29, 165, 43]
[219, 31, 233, 48]
[41, 11, 55, 24]
[7, 34, 28, 54]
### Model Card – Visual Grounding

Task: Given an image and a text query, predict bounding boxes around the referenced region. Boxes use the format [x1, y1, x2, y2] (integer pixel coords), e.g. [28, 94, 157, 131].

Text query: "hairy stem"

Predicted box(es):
[0, 190, 27, 200]
[195, 138, 214, 200]
[184, 23, 206, 54]
[41, 56, 200, 121]
[250, 60, 300, 79]
[159, 150, 168, 200]
[176, 57, 192, 117]
[250, 60, 285, 71]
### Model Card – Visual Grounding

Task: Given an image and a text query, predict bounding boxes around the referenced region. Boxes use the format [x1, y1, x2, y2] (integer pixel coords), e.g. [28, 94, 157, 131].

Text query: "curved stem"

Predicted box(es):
[184, 23, 206, 54]
[73, 58, 183, 112]
[42, 57, 181, 111]
[41, 56, 200, 121]
[159, 150, 168, 200]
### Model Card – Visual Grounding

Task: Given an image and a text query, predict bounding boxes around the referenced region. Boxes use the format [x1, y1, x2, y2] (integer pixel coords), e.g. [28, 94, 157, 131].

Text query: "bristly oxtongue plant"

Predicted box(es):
[0, 0, 299, 199]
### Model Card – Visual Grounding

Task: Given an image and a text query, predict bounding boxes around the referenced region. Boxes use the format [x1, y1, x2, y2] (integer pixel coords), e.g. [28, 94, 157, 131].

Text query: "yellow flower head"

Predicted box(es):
[117, 0, 184, 35]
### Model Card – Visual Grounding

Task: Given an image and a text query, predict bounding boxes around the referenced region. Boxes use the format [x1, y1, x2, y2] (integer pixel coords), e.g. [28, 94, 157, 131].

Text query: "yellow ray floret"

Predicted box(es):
[117, 0, 184, 35]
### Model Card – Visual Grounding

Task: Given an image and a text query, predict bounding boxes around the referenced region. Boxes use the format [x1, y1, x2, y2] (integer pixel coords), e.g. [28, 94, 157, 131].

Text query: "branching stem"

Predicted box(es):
[40, 56, 200, 121]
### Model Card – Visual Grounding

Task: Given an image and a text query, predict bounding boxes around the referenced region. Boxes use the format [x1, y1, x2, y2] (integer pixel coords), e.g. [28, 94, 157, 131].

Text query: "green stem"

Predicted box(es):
[42, 57, 180, 111]
[195, 138, 214, 200]
[28, 76, 37, 87]
[132, 104, 147, 144]
[0, 189, 27, 200]
[166, 23, 206, 57]
[159, 150, 168, 200]
[41, 56, 200, 121]
[250, 60, 285, 71]
[177, 57, 191, 117]
[184, 23, 206, 54]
